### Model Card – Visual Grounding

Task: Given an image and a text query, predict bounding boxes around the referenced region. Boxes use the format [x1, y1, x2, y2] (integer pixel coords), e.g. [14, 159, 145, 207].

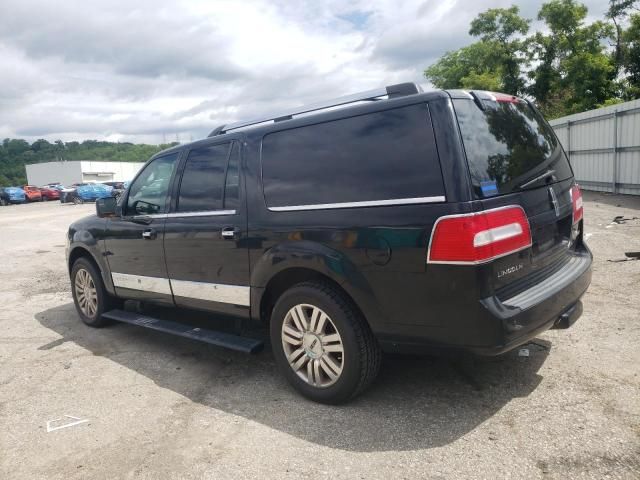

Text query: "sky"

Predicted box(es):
[0, 0, 611, 144]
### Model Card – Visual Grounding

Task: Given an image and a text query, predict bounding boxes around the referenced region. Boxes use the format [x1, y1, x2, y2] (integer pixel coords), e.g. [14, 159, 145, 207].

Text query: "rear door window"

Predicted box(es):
[453, 98, 572, 198]
[177, 142, 241, 212]
[261, 103, 444, 208]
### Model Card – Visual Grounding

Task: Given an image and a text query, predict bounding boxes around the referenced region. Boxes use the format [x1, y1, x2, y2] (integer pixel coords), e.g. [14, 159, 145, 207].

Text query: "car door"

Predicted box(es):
[163, 139, 250, 318]
[104, 151, 181, 305]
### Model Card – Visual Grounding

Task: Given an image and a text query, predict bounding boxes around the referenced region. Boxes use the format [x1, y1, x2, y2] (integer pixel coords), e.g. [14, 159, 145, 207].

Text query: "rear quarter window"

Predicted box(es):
[261, 103, 444, 209]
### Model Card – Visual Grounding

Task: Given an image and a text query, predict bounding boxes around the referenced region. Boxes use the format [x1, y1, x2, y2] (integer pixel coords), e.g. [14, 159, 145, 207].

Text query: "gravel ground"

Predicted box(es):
[0, 193, 638, 480]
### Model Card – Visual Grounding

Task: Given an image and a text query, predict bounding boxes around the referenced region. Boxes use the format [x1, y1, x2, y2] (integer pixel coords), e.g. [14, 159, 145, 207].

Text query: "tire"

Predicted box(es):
[73, 196, 83, 205]
[0, 198, 6, 206]
[70, 257, 120, 327]
[270, 281, 382, 404]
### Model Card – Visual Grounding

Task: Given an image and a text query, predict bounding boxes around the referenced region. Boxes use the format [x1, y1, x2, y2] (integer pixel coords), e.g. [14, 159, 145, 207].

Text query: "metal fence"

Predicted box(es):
[549, 98, 640, 195]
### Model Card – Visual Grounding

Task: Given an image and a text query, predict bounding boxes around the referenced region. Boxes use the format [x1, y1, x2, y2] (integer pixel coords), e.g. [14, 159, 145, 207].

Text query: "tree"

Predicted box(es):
[425, 6, 529, 95]
[469, 6, 530, 94]
[528, 0, 615, 115]
[624, 13, 640, 96]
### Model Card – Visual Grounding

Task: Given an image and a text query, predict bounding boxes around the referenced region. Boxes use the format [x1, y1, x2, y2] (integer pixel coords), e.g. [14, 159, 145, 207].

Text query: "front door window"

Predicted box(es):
[126, 153, 179, 215]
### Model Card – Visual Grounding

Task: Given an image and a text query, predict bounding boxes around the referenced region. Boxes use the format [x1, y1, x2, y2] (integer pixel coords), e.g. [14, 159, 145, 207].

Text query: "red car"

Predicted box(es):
[39, 186, 61, 201]
[22, 185, 42, 202]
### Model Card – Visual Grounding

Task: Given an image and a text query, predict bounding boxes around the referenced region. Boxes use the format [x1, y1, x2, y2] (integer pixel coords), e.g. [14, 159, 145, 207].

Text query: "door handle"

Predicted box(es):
[142, 229, 156, 240]
[221, 227, 237, 239]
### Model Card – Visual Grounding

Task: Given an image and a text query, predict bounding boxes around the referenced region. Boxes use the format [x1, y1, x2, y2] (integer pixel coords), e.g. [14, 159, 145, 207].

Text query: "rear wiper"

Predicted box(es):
[517, 169, 556, 189]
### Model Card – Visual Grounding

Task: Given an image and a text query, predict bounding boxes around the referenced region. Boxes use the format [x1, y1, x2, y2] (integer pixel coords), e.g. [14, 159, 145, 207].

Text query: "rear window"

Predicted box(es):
[453, 98, 572, 198]
[262, 103, 444, 209]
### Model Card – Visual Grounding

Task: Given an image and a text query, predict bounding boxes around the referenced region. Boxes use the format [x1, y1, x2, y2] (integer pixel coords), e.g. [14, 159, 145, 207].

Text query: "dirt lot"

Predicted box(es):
[0, 194, 638, 479]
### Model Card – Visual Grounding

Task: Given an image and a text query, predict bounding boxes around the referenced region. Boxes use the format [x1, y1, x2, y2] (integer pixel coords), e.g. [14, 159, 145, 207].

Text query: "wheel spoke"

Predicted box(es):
[313, 359, 321, 384]
[320, 357, 340, 380]
[307, 359, 315, 385]
[283, 325, 303, 339]
[308, 308, 320, 333]
[313, 312, 327, 335]
[322, 333, 341, 345]
[288, 347, 305, 363]
[294, 305, 309, 330]
[324, 343, 343, 354]
[291, 352, 309, 371]
[289, 309, 305, 332]
[283, 331, 302, 346]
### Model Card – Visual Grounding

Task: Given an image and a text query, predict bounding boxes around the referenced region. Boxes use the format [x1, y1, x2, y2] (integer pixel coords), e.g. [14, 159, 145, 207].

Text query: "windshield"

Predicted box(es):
[453, 98, 572, 198]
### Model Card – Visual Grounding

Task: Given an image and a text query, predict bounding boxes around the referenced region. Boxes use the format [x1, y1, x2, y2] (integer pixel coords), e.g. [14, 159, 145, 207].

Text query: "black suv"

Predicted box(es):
[66, 84, 592, 404]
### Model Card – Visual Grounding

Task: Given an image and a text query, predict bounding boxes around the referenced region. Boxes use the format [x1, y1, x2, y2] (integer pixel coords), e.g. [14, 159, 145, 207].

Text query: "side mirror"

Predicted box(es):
[96, 197, 117, 218]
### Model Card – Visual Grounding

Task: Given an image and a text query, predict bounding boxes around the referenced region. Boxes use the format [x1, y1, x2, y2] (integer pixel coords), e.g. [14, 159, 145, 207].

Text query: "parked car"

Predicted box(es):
[67, 84, 592, 404]
[60, 184, 83, 204]
[39, 186, 61, 201]
[75, 183, 113, 203]
[60, 183, 111, 204]
[102, 181, 126, 199]
[22, 185, 42, 202]
[0, 187, 26, 205]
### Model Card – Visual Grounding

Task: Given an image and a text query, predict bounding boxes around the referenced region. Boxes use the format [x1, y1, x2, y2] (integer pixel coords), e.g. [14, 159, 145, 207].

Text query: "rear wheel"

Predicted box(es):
[270, 281, 381, 404]
[71, 258, 120, 327]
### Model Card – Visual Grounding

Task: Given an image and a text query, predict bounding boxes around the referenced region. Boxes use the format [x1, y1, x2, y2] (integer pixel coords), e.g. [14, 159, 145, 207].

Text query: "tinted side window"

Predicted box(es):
[223, 142, 240, 210]
[262, 104, 444, 208]
[178, 143, 231, 212]
[126, 153, 178, 215]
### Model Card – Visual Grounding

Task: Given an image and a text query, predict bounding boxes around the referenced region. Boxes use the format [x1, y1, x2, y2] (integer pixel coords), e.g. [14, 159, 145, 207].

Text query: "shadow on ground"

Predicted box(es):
[36, 303, 550, 453]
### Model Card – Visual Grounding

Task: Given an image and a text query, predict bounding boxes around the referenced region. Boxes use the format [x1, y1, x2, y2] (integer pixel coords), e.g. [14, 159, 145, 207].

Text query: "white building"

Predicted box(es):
[26, 160, 145, 186]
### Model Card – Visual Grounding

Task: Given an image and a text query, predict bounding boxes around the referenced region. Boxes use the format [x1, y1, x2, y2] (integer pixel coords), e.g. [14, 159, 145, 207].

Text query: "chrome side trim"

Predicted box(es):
[170, 279, 250, 306]
[111, 272, 172, 296]
[166, 210, 236, 218]
[132, 210, 236, 220]
[269, 196, 446, 212]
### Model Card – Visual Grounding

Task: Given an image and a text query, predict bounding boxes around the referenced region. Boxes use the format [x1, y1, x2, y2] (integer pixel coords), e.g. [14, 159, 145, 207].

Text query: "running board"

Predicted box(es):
[102, 309, 264, 354]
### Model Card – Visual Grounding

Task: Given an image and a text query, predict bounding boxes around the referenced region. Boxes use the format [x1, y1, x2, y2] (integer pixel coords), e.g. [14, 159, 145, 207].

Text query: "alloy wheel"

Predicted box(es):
[74, 268, 98, 318]
[281, 304, 344, 388]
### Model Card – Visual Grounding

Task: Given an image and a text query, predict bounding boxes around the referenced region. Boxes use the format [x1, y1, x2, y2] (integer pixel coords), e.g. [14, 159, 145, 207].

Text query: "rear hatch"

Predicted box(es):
[451, 91, 579, 298]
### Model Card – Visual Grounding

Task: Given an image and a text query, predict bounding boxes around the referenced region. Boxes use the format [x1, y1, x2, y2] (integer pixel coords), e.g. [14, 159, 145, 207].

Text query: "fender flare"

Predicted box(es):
[67, 232, 115, 296]
[251, 241, 388, 331]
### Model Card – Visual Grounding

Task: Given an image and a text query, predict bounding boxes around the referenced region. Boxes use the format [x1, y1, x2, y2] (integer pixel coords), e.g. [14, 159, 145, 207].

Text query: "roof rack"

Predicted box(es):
[207, 82, 422, 137]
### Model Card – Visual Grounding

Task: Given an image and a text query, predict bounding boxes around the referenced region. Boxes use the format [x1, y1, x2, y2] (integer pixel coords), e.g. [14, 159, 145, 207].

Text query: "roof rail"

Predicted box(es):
[207, 82, 422, 137]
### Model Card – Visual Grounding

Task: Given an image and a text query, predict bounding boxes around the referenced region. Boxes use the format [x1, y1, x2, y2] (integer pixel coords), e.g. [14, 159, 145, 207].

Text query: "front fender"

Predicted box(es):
[67, 217, 115, 295]
[251, 241, 389, 331]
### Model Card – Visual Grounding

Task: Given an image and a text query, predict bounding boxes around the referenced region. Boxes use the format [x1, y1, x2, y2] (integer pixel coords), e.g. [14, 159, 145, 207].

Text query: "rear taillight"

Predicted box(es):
[571, 184, 583, 224]
[427, 206, 532, 265]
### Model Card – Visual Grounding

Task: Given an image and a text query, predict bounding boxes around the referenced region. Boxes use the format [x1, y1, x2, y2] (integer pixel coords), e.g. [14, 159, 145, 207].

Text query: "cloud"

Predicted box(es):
[0, 0, 611, 144]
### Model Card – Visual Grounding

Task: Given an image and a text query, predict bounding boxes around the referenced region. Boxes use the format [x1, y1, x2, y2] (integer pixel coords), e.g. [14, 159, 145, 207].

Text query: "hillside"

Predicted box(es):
[0, 139, 178, 187]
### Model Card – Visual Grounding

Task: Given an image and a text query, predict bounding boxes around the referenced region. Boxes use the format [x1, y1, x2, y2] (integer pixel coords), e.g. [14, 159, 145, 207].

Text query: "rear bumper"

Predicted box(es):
[378, 246, 592, 356]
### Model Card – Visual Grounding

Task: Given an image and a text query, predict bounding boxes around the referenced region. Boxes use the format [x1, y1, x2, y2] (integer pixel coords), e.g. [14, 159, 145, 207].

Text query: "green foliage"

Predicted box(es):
[0, 139, 178, 187]
[424, 1, 640, 119]
[424, 42, 504, 90]
[425, 6, 529, 96]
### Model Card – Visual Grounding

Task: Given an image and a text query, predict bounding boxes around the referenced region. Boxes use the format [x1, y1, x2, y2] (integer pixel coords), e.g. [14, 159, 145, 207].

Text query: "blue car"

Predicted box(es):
[75, 184, 113, 203]
[0, 187, 26, 205]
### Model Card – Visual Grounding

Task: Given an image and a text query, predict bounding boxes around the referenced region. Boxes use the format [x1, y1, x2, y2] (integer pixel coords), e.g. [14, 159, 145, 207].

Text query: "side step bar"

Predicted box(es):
[102, 309, 264, 354]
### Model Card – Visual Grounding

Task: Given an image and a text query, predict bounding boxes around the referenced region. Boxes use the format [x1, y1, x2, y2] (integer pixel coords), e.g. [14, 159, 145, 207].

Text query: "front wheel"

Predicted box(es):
[0, 198, 6, 206]
[270, 281, 381, 404]
[73, 196, 83, 205]
[71, 258, 120, 327]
